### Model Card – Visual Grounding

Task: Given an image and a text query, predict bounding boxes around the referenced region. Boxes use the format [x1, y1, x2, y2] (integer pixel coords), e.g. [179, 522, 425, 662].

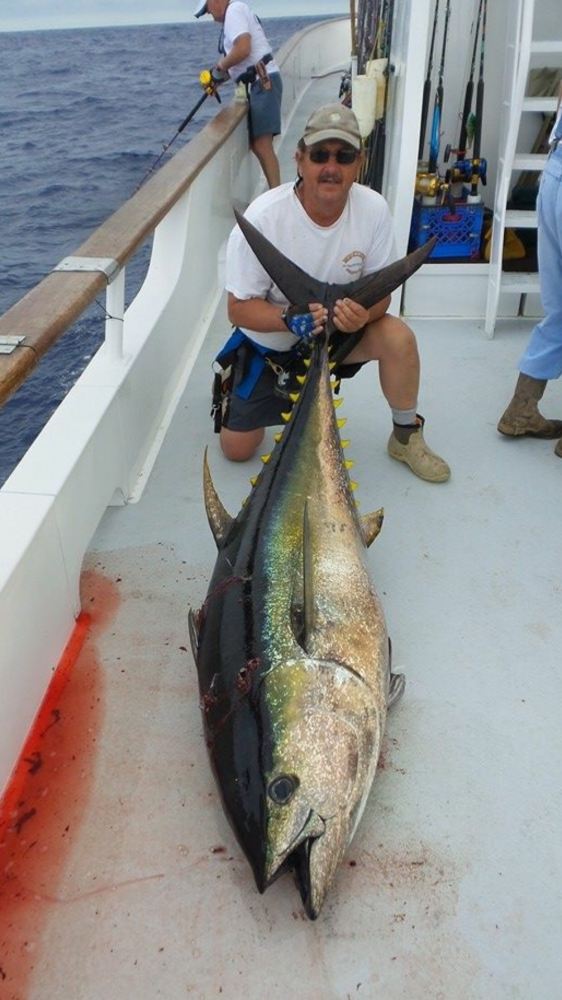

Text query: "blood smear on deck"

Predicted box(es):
[0, 571, 119, 999]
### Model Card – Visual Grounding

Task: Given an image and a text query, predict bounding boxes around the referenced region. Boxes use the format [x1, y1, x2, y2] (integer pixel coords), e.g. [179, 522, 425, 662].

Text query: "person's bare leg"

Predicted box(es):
[251, 134, 281, 188]
[344, 315, 450, 482]
[220, 426, 265, 461]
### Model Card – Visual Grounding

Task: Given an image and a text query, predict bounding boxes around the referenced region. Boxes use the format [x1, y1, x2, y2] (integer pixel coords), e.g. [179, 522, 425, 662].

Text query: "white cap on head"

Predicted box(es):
[193, 0, 208, 17]
[301, 103, 362, 151]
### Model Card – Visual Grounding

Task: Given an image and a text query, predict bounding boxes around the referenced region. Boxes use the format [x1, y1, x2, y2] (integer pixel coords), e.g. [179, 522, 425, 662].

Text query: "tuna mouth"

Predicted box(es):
[291, 836, 324, 920]
[260, 810, 326, 895]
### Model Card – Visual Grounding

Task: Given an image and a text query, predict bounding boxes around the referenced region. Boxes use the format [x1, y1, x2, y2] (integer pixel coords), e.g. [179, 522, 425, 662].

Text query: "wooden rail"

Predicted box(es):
[0, 102, 245, 408]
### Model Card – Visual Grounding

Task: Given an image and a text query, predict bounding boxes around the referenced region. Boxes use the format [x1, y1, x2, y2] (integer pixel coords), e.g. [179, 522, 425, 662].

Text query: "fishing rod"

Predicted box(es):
[427, 0, 451, 176]
[469, 0, 487, 199]
[135, 70, 223, 191]
[356, 0, 383, 184]
[371, 0, 394, 192]
[418, 0, 440, 163]
[457, 0, 483, 159]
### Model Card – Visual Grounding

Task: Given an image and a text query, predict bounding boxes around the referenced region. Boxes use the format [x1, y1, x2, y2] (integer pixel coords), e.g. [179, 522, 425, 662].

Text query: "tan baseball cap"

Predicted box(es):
[301, 104, 362, 150]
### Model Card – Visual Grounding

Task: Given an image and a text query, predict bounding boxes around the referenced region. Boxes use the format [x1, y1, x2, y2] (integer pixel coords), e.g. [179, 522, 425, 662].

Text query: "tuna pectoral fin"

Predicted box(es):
[234, 209, 327, 305]
[389, 671, 406, 708]
[203, 447, 233, 548]
[360, 508, 384, 547]
[387, 637, 405, 708]
[188, 607, 199, 658]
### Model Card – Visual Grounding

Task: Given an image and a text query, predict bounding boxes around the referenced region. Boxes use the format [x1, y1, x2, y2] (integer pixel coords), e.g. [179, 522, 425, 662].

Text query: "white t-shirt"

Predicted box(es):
[222, 1, 279, 82]
[226, 181, 396, 350]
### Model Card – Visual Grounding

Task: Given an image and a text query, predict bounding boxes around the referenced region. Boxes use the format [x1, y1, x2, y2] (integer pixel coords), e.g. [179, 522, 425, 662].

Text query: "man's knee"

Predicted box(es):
[220, 427, 264, 462]
[360, 315, 418, 362]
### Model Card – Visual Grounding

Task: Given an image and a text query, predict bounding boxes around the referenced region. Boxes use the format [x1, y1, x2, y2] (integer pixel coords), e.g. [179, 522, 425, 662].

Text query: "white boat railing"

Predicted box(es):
[0, 17, 351, 803]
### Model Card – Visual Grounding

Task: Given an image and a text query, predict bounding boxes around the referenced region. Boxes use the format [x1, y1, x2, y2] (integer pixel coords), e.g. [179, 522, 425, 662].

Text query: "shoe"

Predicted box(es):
[387, 415, 450, 483]
[497, 373, 562, 439]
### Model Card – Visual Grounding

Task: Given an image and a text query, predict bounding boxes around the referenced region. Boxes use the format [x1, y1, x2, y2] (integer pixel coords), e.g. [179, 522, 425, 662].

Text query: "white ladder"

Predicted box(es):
[484, 0, 562, 337]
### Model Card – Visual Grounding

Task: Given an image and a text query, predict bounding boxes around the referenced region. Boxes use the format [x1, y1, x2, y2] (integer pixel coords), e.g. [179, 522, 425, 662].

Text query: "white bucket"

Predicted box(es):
[352, 74, 378, 139]
[366, 57, 387, 121]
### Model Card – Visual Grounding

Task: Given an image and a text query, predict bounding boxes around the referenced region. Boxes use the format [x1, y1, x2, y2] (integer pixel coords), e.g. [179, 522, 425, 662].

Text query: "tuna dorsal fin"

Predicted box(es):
[360, 508, 384, 547]
[234, 209, 326, 305]
[203, 447, 233, 548]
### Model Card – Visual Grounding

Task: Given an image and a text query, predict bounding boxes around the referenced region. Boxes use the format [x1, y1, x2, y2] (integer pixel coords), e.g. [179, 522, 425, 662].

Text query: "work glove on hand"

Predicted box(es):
[281, 304, 323, 341]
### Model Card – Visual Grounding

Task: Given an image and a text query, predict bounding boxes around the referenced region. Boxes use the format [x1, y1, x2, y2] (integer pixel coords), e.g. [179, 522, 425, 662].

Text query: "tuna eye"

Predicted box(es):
[268, 774, 298, 805]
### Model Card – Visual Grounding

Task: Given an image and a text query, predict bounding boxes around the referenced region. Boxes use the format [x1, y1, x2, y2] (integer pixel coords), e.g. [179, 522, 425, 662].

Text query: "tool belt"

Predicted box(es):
[236, 52, 273, 90]
[211, 327, 307, 434]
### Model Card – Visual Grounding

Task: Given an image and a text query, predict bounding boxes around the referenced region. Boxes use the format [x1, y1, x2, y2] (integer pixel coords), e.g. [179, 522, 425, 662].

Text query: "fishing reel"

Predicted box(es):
[414, 170, 442, 201]
[444, 146, 487, 186]
[199, 69, 224, 101]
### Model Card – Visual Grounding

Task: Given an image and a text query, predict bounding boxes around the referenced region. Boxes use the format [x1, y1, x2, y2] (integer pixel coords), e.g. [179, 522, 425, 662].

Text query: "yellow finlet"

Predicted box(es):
[340, 438, 350, 449]
[261, 453, 271, 464]
[350, 480, 358, 491]
[250, 476, 258, 487]
[289, 393, 300, 403]
[333, 398, 344, 409]
[296, 375, 306, 385]
[303, 358, 311, 368]
[344, 459, 354, 470]
[281, 411, 292, 423]
[328, 362, 336, 371]
[337, 417, 347, 429]
[274, 432, 283, 443]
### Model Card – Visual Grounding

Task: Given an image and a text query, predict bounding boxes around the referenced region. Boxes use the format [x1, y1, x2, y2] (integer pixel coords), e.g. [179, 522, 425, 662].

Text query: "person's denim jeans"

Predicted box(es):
[520, 144, 562, 379]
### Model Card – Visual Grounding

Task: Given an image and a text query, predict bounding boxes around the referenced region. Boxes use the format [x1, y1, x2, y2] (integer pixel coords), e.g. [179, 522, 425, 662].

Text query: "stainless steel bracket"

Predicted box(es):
[0, 335, 26, 355]
[54, 256, 120, 283]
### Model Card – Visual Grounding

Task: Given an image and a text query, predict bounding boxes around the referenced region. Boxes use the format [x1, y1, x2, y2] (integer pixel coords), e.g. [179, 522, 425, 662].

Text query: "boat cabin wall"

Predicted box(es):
[387, 0, 560, 320]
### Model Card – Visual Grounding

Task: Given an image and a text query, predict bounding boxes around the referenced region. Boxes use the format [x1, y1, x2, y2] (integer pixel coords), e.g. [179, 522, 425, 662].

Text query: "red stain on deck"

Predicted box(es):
[0, 571, 119, 1000]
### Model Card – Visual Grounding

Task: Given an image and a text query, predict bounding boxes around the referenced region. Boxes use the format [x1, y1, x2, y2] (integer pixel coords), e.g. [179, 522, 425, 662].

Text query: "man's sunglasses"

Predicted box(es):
[307, 147, 360, 165]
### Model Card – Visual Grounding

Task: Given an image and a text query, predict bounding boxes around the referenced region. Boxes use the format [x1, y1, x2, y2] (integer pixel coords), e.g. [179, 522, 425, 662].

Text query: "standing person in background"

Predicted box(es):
[498, 86, 562, 458]
[194, 0, 282, 188]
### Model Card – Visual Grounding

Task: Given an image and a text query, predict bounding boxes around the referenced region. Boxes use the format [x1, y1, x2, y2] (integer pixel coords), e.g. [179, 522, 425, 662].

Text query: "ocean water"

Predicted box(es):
[0, 17, 324, 484]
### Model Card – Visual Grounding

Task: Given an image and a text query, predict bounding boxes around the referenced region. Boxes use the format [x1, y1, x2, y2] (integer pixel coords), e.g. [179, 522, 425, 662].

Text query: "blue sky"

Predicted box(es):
[0, 0, 347, 32]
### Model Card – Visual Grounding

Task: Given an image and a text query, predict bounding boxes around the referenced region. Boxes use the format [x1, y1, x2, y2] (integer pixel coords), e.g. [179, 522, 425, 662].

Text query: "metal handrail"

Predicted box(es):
[0, 102, 246, 408]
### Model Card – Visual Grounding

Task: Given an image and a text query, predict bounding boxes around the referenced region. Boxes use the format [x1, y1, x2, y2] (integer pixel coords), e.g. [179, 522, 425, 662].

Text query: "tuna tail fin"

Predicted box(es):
[344, 237, 437, 309]
[234, 208, 327, 304]
[234, 209, 435, 313]
[203, 447, 234, 548]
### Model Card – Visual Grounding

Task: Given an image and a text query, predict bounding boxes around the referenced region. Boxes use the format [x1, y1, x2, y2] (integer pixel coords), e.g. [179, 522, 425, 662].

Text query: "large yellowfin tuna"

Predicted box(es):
[189, 221, 434, 918]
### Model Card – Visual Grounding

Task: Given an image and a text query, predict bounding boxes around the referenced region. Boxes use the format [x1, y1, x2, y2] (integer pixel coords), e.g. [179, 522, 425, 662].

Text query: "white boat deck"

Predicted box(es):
[3, 74, 562, 1000]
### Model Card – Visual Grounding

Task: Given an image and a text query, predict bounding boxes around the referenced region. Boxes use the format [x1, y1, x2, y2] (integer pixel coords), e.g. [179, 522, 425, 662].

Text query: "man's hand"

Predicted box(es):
[282, 302, 327, 340]
[332, 297, 370, 334]
[212, 64, 229, 83]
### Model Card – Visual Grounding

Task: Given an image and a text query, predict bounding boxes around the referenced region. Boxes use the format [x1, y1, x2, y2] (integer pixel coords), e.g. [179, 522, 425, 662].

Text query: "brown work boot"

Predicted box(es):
[497, 373, 562, 438]
[555, 439, 562, 458]
[387, 415, 450, 483]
